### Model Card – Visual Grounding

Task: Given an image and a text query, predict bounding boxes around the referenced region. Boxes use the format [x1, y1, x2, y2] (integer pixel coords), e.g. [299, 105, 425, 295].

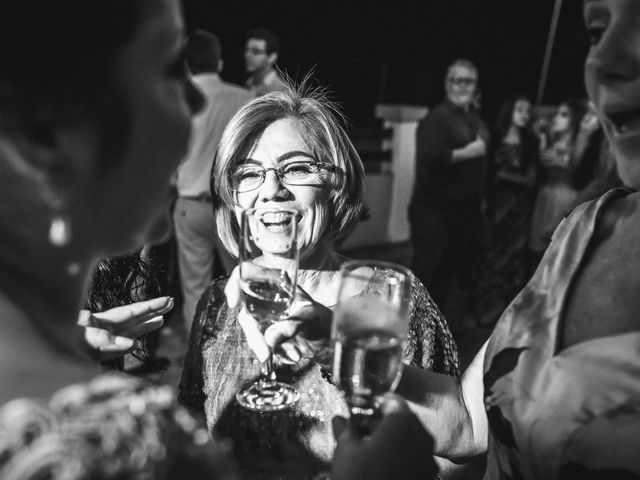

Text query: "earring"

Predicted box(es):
[48, 215, 72, 247]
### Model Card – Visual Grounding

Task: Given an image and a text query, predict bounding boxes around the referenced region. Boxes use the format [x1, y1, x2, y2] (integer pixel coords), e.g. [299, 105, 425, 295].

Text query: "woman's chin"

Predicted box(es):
[612, 145, 640, 190]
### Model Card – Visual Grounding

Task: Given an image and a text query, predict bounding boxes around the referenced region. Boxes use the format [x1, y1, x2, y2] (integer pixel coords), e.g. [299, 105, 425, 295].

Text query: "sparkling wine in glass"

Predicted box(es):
[331, 260, 412, 431]
[235, 207, 300, 411]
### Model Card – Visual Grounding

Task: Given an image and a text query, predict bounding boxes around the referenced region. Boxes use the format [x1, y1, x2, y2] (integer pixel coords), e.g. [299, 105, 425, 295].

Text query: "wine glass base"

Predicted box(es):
[236, 381, 299, 412]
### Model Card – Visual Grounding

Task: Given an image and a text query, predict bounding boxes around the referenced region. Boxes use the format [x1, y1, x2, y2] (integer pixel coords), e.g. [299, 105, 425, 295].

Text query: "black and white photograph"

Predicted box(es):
[1, 1, 638, 479]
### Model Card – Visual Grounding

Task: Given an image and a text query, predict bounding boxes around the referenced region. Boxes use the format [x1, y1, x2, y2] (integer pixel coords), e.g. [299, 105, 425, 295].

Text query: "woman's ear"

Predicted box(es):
[1, 111, 101, 237]
[22, 113, 100, 203]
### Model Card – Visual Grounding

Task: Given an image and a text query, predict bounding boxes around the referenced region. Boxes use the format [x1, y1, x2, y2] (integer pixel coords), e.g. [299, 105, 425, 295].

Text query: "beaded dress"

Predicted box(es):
[0, 373, 237, 480]
[180, 272, 459, 480]
[473, 134, 538, 327]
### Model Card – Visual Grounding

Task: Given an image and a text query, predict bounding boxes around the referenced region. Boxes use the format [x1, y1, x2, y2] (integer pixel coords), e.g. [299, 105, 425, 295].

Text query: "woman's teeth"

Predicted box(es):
[260, 213, 293, 232]
[261, 212, 290, 224]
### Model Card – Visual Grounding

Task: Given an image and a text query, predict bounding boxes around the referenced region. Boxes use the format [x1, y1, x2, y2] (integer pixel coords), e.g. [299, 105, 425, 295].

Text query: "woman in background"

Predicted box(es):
[529, 99, 586, 263]
[472, 96, 539, 327]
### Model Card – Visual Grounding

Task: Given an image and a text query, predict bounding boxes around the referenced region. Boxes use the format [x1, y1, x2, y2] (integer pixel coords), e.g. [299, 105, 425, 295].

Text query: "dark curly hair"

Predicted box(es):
[86, 249, 163, 370]
[494, 96, 534, 140]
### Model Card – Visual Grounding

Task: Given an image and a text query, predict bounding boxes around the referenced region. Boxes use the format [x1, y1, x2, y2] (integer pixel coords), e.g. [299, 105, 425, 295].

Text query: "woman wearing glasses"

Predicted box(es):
[179, 86, 459, 479]
[472, 96, 539, 327]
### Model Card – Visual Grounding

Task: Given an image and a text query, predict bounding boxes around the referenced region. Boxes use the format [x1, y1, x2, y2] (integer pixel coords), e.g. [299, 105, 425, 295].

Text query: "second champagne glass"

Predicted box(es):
[236, 207, 300, 411]
[331, 260, 412, 432]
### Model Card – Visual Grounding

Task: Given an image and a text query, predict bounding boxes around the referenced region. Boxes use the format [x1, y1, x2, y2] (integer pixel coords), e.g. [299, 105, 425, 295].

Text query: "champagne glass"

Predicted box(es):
[331, 260, 412, 432]
[235, 207, 300, 411]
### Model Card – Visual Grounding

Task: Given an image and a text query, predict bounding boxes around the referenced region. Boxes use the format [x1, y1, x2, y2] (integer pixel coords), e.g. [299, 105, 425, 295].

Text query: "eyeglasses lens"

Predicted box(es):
[232, 162, 330, 193]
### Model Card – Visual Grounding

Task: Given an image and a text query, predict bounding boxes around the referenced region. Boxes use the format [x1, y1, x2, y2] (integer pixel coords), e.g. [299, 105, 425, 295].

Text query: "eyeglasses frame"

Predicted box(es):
[231, 160, 338, 194]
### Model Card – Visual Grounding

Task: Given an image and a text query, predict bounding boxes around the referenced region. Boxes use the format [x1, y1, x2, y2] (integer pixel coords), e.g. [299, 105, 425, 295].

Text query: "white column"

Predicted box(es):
[375, 104, 428, 243]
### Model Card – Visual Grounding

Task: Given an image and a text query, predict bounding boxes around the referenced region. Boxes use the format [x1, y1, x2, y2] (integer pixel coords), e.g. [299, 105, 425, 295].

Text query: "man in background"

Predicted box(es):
[174, 30, 251, 330]
[244, 28, 288, 97]
[409, 59, 488, 326]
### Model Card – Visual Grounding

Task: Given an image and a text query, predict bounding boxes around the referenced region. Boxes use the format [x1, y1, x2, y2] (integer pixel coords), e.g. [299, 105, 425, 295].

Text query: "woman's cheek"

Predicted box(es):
[298, 205, 329, 253]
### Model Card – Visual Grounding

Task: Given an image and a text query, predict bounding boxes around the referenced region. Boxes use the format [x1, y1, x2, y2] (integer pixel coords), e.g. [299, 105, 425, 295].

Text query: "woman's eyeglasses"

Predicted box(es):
[231, 160, 337, 193]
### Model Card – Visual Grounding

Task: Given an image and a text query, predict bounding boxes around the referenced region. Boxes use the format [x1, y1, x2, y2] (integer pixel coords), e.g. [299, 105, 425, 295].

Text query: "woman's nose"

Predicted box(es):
[258, 169, 290, 200]
[586, 25, 640, 86]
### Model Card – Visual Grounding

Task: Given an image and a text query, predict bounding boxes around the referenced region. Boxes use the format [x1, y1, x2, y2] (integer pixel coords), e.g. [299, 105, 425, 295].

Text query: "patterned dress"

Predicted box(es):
[473, 137, 538, 327]
[529, 135, 579, 254]
[0, 373, 238, 480]
[180, 271, 459, 480]
[483, 189, 640, 479]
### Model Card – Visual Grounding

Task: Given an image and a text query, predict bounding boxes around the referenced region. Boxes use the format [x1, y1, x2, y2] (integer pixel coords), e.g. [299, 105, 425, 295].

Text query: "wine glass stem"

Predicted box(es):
[259, 355, 277, 389]
[349, 406, 382, 436]
[350, 412, 373, 436]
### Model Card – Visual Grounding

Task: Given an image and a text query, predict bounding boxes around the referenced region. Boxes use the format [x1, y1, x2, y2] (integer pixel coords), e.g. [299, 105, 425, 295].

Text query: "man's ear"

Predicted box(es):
[218, 59, 224, 73]
[268, 52, 278, 66]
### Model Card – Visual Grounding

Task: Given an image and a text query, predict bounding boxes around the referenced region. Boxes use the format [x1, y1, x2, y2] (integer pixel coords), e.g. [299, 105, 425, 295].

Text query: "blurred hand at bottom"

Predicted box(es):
[331, 394, 437, 480]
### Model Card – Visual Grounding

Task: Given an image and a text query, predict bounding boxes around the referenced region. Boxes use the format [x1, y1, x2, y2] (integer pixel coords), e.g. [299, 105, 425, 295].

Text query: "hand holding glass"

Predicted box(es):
[236, 207, 300, 411]
[331, 260, 412, 432]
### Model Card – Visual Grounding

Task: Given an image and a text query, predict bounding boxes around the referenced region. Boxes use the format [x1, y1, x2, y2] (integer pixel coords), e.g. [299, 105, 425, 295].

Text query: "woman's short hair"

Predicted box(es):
[211, 83, 365, 257]
[446, 58, 479, 80]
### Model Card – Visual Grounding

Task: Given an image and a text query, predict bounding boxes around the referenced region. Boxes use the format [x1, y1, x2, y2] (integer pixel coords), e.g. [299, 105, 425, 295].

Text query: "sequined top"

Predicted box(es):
[179, 272, 459, 480]
[484, 189, 640, 479]
[0, 373, 238, 480]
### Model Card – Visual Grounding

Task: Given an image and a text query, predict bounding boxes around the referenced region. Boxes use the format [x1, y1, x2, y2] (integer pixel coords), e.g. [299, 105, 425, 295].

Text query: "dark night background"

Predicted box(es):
[183, 0, 588, 127]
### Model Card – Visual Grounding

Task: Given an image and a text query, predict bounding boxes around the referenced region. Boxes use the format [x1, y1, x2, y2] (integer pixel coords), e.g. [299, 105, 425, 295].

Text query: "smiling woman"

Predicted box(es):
[211, 87, 364, 260]
[584, 0, 640, 187]
[179, 85, 460, 479]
